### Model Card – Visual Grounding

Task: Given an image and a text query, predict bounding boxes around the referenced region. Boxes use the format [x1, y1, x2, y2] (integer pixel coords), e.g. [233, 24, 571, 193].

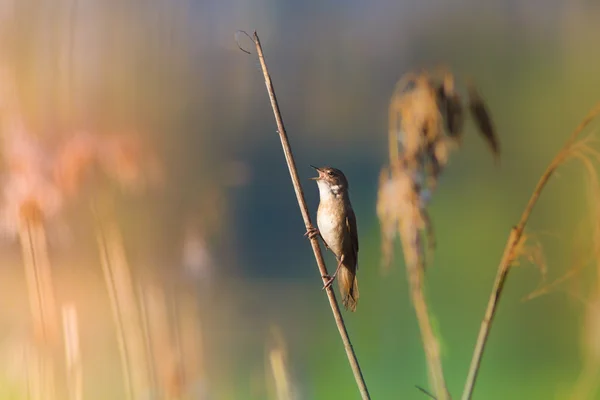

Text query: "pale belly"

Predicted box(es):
[316, 207, 344, 257]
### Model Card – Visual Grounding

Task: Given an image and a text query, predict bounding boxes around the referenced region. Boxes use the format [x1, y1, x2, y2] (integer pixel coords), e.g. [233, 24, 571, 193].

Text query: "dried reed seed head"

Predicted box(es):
[442, 72, 455, 94]
[377, 166, 401, 271]
[377, 160, 435, 271]
[53, 131, 98, 195]
[467, 82, 500, 161]
[0, 126, 64, 236]
[440, 91, 465, 139]
[392, 73, 445, 152]
[390, 69, 500, 187]
[53, 130, 164, 196]
[383, 68, 501, 274]
[18, 199, 44, 225]
[393, 83, 445, 165]
[510, 233, 547, 277]
[99, 133, 164, 192]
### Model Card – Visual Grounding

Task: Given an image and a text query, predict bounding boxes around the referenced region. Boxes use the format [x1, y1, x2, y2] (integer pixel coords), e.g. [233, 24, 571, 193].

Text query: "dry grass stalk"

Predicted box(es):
[18, 209, 60, 348]
[239, 30, 371, 399]
[17, 207, 58, 400]
[174, 291, 206, 399]
[141, 282, 182, 399]
[0, 66, 61, 400]
[501, 130, 600, 399]
[461, 103, 600, 400]
[61, 303, 82, 400]
[167, 289, 186, 399]
[380, 68, 502, 399]
[378, 159, 448, 398]
[25, 342, 43, 400]
[266, 325, 295, 400]
[380, 67, 500, 399]
[137, 282, 159, 397]
[93, 199, 150, 400]
[52, 127, 161, 399]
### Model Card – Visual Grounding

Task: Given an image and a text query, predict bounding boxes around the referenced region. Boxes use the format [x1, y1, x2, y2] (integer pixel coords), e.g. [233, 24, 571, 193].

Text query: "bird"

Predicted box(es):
[306, 165, 360, 312]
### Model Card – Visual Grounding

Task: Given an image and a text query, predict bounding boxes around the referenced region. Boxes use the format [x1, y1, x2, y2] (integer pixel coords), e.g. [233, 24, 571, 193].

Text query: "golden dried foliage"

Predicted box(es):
[461, 104, 600, 400]
[378, 67, 501, 400]
[510, 232, 547, 275]
[380, 67, 500, 274]
[386, 68, 499, 191]
[520, 132, 600, 303]
[376, 162, 434, 273]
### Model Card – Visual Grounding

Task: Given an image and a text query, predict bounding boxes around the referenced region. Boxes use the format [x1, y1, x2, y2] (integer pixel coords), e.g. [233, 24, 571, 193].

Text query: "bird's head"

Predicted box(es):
[310, 165, 349, 198]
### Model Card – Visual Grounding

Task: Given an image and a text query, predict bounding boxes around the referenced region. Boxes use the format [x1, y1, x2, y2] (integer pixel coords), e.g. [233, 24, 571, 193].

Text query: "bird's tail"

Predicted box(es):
[338, 265, 359, 312]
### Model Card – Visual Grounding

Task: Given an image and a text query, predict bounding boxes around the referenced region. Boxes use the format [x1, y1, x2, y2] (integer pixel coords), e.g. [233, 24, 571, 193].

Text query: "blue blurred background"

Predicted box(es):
[0, 1, 599, 399]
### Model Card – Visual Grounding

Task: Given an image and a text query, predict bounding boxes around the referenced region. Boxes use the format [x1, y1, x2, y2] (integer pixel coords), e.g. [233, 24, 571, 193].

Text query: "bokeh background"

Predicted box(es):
[0, 0, 599, 399]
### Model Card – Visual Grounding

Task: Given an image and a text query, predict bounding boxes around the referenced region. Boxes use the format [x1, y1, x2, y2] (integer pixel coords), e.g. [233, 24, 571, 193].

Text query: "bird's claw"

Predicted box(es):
[305, 226, 320, 240]
[321, 274, 335, 291]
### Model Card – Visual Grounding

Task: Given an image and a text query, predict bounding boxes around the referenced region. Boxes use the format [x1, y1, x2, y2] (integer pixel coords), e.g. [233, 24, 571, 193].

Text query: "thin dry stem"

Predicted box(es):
[141, 282, 188, 399]
[244, 30, 371, 400]
[93, 199, 150, 400]
[393, 167, 449, 399]
[461, 103, 600, 400]
[177, 292, 206, 398]
[137, 283, 159, 396]
[523, 261, 586, 302]
[267, 326, 294, 400]
[18, 215, 57, 400]
[410, 278, 448, 399]
[93, 201, 134, 400]
[62, 303, 82, 400]
[385, 71, 452, 397]
[522, 145, 600, 302]
[168, 290, 186, 399]
[18, 216, 59, 347]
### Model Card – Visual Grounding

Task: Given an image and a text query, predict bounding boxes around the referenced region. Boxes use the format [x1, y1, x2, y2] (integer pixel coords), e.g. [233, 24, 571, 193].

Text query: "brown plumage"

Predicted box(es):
[308, 166, 360, 311]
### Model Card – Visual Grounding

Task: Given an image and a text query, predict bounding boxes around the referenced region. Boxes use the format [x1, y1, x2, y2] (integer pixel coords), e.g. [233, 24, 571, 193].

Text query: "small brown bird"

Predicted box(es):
[306, 165, 360, 312]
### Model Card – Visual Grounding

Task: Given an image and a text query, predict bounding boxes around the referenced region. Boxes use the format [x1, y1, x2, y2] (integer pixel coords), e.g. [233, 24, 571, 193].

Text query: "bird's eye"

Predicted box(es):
[327, 171, 334, 176]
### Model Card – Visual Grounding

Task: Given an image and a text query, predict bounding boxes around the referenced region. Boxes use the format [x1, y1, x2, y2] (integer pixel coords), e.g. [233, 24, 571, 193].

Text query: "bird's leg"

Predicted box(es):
[305, 226, 330, 250]
[322, 255, 344, 290]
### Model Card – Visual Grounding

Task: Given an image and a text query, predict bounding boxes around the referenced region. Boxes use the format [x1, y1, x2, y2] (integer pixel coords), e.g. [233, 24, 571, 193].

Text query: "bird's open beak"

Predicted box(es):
[309, 165, 322, 180]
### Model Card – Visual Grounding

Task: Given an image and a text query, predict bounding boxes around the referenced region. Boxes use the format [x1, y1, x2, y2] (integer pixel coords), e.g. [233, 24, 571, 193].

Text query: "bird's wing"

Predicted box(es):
[346, 208, 359, 256]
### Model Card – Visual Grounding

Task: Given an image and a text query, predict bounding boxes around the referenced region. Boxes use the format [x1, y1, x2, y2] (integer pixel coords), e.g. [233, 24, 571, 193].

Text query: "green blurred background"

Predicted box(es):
[0, 0, 600, 399]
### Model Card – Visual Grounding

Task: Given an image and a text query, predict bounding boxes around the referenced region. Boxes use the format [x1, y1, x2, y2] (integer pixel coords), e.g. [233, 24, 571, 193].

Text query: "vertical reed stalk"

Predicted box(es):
[239, 30, 371, 400]
[177, 291, 206, 398]
[141, 282, 179, 399]
[92, 198, 150, 400]
[267, 327, 293, 400]
[394, 185, 449, 400]
[61, 303, 82, 400]
[138, 283, 159, 397]
[18, 204, 58, 400]
[169, 290, 186, 399]
[462, 103, 600, 400]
